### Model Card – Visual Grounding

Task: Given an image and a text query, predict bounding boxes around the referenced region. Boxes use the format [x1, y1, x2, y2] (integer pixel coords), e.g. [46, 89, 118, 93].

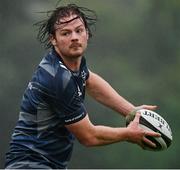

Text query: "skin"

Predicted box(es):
[50, 15, 88, 71]
[50, 14, 160, 149]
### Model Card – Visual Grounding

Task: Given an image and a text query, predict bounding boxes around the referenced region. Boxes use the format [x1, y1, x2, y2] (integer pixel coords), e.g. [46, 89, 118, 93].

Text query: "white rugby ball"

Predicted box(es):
[127, 109, 173, 151]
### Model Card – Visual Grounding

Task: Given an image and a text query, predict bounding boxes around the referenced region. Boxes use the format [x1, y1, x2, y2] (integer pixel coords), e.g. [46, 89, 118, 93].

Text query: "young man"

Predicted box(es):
[5, 4, 160, 169]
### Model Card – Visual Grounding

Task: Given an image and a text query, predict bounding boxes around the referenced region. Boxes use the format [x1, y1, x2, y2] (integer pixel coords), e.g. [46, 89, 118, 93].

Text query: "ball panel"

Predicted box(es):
[125, 109, 173, 151]
[140, 115, 172, 150]
[139, 109, 173, 140]
[140, 124, 167, 151]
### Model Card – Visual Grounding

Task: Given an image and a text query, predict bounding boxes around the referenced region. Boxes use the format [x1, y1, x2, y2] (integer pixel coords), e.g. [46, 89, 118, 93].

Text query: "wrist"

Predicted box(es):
[123, 127, 131, 142]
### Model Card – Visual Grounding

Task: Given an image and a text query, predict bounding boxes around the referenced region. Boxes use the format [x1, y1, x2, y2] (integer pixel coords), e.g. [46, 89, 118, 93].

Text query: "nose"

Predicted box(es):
[71, 32, 79, 41]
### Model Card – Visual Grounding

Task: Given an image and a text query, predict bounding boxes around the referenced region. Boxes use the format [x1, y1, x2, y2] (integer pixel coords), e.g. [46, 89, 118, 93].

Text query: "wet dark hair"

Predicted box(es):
[34, 3, 97, 49]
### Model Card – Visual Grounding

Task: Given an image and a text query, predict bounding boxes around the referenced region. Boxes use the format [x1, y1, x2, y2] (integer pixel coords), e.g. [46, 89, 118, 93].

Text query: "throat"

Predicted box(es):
[54, 48, 82, 71]
[61, 55, 82, 72]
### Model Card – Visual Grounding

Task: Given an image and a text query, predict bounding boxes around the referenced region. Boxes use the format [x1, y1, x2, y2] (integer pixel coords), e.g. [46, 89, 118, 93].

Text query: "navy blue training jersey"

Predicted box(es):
[5, 48, 89, 169]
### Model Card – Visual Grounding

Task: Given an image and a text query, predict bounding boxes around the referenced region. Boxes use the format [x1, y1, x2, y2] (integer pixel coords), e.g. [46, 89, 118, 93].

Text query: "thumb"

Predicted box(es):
[133, 112, 141, 124]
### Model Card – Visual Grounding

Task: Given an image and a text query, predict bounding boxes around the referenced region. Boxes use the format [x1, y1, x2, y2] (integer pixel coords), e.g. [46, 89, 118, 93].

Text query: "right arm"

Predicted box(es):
[66, 113, 160, 148]
[56, 69, 160, 148]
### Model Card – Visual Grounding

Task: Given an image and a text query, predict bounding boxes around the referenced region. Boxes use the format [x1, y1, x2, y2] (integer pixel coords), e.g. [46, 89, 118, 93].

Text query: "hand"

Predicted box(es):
[126, 112, 161, 149]
[126, 105, 158, 126]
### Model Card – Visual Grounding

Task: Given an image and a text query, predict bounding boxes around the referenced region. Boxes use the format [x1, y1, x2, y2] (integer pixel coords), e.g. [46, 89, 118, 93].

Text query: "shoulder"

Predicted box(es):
[38, 50, 72, 82]
[31, 50, 73, 92]
[38, 50, 59, 77]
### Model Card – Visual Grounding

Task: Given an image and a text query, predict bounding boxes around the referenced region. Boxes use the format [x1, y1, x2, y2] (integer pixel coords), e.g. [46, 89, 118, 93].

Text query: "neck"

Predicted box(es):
[61, 55, 82, 72]
[55, 49, 82, 72]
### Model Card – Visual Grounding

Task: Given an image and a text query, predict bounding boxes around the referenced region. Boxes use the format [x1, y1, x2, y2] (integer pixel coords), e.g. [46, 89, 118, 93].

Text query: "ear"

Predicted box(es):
[50, 34, 57, 46]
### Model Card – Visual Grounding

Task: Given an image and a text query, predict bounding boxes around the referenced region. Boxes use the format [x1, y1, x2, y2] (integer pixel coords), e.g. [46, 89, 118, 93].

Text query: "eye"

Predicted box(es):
[61, 31, 71, 36]
[76, 28, 84, 34]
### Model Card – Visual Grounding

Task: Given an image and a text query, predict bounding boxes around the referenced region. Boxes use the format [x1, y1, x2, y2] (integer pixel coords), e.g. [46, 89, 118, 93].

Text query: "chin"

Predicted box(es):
[71, 54, 83, 59]
[70, 51, 84, 58]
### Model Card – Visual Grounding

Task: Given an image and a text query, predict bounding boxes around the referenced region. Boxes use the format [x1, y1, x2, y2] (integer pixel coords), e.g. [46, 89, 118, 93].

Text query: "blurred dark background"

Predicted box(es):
[0, 0, 180, 168]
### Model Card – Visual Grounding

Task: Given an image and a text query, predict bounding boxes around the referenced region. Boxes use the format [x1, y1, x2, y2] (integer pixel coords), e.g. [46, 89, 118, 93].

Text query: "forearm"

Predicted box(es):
[66, 115, 129, 147]
[91, 125, 128, 146]
[86, 72, 135, 116]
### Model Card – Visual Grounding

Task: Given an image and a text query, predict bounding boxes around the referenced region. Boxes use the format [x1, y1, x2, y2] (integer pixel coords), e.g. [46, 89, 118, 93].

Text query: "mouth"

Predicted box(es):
[70, 43, 82, 49]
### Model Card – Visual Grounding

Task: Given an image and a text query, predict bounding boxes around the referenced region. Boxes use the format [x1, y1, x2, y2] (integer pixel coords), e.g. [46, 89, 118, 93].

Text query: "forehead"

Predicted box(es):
[55, 14, 85, 30]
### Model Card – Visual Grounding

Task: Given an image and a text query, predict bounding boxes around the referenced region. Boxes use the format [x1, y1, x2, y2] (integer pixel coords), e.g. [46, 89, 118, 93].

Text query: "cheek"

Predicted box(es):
[54, 33, 67, 47]
[81, 33, 88, 43]
[56, 39, 68, 48]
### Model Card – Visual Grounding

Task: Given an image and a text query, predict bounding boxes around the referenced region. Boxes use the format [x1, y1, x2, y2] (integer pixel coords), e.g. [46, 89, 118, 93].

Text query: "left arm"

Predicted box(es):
[86, 71, 157, 117]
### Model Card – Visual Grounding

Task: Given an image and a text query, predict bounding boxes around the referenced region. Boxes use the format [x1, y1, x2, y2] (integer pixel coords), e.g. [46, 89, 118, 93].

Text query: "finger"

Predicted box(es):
[145, 131, 161, 137]
[142, 105, 158, 111]
[143, 137, 156, 148]
[133, 112, 141, 124]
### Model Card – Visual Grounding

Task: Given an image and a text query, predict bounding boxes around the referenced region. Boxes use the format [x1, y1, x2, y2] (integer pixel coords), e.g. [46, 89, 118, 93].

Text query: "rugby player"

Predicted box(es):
[5, 4, 160, 169]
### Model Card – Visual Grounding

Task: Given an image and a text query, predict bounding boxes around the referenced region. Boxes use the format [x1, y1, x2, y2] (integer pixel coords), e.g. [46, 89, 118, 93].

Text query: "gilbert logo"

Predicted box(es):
[143, 110, 172, 133]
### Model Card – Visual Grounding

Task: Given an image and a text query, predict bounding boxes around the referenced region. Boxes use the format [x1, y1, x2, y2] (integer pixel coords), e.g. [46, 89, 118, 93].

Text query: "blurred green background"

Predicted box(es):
[1, 0, 180, 168]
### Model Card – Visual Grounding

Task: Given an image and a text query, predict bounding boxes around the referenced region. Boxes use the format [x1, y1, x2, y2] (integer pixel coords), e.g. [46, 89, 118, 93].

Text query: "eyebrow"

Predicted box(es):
[56, 24, 85, 32]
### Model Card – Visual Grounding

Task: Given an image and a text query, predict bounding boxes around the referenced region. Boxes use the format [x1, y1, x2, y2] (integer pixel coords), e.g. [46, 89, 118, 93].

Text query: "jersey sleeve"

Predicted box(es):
[53, 69, 87, 125]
